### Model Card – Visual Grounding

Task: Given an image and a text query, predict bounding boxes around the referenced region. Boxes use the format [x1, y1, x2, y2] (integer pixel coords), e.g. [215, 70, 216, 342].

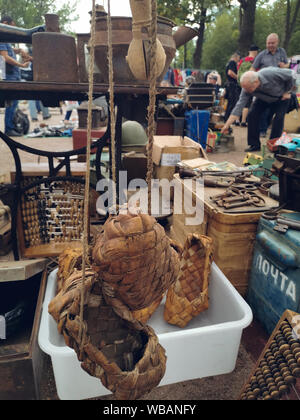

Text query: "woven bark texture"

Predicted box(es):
[132, 294, 164, 323]
[164, 234, 214, 328]
[48, 269, 167, 400]
[92, 212, 181, 311]
[56, 247, 83, 293]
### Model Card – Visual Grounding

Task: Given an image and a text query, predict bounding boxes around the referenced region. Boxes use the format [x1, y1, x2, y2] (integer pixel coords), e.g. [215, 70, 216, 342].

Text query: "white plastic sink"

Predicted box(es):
[38, 263, 252, 400]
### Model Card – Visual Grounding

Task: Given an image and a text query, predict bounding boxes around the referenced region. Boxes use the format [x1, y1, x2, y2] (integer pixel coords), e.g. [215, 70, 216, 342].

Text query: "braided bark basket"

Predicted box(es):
[164, 234, 214, 328]
[56, 247, 83, 293]
[92, 211, 181, 312]
[132, 294, 164, 323]
[48, 269, 167, 400]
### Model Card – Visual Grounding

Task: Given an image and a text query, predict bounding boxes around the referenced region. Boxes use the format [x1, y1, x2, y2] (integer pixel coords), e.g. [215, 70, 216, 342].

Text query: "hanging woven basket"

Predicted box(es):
[48, 269, 167, 400]
[164, 234, 214, 328]
[56, 247, 84, 293]
[92, 211, 181, 312]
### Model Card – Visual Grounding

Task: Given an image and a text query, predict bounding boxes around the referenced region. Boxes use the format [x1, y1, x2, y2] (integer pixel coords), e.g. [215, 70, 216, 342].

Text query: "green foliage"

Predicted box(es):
[200, 1, 300, 82]
[0, 0, 79, 33]
[157, 0, 232, 68]
[201, 11, 239, 80]
[253, 6, 273, 49]
[157, 0, 190, 25]
[288, 29, 300, 55]
[174, 42, 196, 69]
[157, 0, 231, 26]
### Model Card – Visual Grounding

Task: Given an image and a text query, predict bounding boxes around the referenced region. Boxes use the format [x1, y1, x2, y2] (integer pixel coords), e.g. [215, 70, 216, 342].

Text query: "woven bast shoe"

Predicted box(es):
[164, 234, 214, 328]
[92, 210, 181, 312]
[48, 269, 166, 400]
[131, 294, 164, 323]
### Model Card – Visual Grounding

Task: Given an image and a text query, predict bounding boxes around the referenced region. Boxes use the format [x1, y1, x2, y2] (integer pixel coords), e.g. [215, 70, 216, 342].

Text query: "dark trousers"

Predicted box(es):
[247, 98, 290, 147]
[259, 107, 271, 133]
[224, 82, 240, 122]
[4, 100, 18, 133]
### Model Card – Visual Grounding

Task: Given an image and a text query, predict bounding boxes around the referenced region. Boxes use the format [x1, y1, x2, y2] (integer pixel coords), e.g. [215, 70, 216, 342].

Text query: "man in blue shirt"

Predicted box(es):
[0, 15, 30, 136]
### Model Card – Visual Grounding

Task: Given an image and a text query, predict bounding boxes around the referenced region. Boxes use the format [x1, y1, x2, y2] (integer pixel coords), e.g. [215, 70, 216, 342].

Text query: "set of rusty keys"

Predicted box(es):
[210, 186, 266, 209]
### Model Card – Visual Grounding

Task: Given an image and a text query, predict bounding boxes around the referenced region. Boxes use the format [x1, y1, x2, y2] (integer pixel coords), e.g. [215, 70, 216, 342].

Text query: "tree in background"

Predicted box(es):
[0, 0, 79, 33]
[280, 0, 300, 52]
[259, 0, 300, 55]
[201, 10, 239, 80]
[157, 0, 230, 68]
[237, 0, 258, 56]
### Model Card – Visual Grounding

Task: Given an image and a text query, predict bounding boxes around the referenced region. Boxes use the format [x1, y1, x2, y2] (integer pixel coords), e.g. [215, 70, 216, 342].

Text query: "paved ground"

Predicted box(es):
[0, 103, 269, 400]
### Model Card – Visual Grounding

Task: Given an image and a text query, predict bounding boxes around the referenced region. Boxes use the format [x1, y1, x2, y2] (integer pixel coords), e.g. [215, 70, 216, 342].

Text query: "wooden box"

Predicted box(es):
[171, 174, 279, 296]
[0, 268, 47, 400]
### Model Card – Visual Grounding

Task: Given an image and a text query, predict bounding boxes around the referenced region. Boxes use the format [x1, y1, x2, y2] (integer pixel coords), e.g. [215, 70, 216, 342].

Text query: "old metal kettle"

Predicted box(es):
[93, 14, 198, 85]
[173, 25, 199, 49]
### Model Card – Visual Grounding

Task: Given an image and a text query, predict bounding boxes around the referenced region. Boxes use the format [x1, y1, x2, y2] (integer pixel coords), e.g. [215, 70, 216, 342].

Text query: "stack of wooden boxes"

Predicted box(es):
[170, 174, 279, 297]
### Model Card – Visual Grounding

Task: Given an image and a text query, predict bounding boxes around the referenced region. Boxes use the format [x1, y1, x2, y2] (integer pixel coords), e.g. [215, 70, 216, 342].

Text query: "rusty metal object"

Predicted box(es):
[89, 4, 107, 18]
[93, 16, 176, 85]
[44, 14, 60, 33]
[173, 26, 198, 49]
[32, 32, 79, 83]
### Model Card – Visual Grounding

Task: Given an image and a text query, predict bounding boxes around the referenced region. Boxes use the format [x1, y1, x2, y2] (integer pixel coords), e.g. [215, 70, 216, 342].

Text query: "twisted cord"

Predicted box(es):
[79, 0, 96, 355]
[107, 0, 117, 210]
[146, 0, 158, 214]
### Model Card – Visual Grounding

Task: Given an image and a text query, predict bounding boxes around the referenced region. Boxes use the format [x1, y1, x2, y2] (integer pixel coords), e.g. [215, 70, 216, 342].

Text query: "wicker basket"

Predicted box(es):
[56, 247, 83, 293]
[92, 211, 181, 311]
[48, 269, 166, 400]
[164, 234, 214, 328]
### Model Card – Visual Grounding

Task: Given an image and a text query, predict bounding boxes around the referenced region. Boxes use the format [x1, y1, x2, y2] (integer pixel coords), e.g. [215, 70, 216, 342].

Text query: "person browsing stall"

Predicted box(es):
[224, 52, 241, 123]
[221, 67, 296, 152]
[237, 45, 259, 127]
[0, 15, 30, 136]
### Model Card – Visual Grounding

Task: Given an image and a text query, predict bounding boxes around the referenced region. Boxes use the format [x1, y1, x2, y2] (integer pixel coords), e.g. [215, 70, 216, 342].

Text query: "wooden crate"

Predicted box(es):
[171, 174, 279, 296]
[0, 269, 47, 400]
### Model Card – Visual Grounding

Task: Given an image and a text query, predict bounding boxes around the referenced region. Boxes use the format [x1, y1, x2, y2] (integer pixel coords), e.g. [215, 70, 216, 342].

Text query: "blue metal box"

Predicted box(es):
[185, 110, 210, 149]
[247, 212, 300, 335]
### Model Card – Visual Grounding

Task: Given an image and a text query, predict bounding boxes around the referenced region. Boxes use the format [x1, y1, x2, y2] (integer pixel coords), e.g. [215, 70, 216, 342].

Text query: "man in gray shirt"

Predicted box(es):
[251, 33, 289, 71]
[221, 67, 296, 151]
[250, 33, 289, 137]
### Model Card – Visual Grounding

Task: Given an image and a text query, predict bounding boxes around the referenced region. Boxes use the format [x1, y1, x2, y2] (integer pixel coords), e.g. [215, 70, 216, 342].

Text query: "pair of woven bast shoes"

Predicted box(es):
[48, 211, 214, 400]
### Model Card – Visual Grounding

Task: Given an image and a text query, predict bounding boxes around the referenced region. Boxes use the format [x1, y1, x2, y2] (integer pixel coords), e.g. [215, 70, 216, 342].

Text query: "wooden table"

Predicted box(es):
[10, 162, 87, 180]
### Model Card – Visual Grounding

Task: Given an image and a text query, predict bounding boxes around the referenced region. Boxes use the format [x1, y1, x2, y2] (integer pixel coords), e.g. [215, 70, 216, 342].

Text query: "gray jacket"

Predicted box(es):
[231, 67, 296, 117]
[252, 47, 288, 70]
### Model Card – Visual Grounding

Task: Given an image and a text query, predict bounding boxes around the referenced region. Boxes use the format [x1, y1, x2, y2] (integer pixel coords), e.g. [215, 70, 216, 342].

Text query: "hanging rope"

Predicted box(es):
[79, 0, 97, 355]
[107, 0, 117, 209]
[146, 0, 158, 215]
